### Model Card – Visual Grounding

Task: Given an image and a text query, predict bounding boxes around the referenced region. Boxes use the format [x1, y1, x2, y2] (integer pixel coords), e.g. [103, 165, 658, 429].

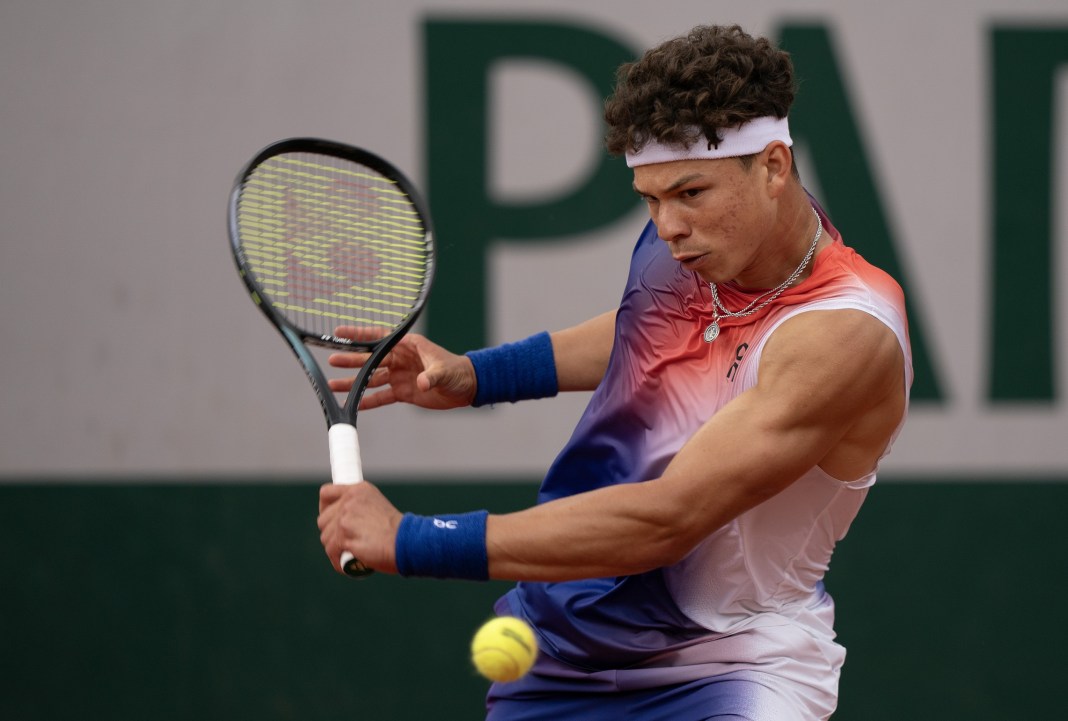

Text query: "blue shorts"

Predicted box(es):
[486, 658, 808, 721]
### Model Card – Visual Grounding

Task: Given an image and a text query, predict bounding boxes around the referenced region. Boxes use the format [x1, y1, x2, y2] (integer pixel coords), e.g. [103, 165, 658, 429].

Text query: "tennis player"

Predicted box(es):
[318, 24, 912, 720]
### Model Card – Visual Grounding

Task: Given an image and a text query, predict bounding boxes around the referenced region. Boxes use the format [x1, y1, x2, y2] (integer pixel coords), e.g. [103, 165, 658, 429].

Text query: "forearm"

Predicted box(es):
[483, 395, 827, 582]
[485, 480, 694, 581]
[395, 403, 831, 583]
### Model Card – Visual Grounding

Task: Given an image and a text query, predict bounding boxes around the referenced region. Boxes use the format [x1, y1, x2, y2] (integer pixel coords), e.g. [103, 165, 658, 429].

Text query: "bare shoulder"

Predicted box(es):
[760, 308, 903, 395]
[756, 308, 907, 479]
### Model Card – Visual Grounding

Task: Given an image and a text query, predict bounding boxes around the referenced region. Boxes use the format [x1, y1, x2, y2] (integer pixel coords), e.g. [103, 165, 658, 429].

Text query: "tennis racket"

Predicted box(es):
[228, 137, 434, 578]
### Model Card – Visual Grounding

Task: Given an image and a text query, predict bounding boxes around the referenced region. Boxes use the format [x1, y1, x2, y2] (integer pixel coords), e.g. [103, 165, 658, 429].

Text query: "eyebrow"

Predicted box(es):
[632, 172, 705, 196]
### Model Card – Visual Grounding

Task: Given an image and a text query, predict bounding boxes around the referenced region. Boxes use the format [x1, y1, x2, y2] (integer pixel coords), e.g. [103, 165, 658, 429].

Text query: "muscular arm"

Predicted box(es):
[485, 309, 906, 581]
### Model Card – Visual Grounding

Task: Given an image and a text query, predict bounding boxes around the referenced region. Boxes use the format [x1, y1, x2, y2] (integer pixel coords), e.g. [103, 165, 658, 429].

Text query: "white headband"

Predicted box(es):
[625, 116, 792, 168]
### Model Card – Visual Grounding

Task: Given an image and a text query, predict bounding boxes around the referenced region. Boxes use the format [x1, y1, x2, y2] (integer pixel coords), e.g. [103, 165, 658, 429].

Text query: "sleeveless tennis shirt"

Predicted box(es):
[492, 204, 913, 717]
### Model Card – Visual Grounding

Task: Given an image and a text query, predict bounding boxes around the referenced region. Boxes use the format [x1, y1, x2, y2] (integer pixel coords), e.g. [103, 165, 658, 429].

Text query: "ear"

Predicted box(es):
[762, 141, 793, 199]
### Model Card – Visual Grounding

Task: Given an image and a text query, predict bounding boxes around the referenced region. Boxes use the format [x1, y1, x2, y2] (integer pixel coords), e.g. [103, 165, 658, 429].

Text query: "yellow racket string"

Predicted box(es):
[236, 152, 430, 339]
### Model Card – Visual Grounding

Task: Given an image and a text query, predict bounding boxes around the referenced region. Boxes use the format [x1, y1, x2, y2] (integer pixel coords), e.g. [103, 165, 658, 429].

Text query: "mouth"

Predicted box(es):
[673, 253, 706, 270]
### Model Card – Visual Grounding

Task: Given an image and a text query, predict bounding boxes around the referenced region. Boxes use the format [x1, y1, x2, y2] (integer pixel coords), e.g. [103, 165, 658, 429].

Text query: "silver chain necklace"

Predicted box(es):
[703, 209, 823, 343]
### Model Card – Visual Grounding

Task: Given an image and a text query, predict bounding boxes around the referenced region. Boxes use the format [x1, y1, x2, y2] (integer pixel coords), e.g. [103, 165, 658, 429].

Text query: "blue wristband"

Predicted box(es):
[465, 331, 559, 407]
[394, 510, 490, 581]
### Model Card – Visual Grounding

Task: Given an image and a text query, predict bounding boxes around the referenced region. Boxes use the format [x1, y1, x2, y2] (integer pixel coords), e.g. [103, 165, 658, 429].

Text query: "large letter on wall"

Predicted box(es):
[424, 19, 638, 352]
[990, 27, 1068, 403]
[779, 24, 943, 402]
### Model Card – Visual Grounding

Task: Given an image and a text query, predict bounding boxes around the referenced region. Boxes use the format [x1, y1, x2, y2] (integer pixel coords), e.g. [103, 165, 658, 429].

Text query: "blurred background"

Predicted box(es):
[2, 1, 1066, 718]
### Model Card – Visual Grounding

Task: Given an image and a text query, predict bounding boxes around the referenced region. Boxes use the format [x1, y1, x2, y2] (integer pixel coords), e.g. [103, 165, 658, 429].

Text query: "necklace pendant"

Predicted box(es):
[703, 321, 720, 343]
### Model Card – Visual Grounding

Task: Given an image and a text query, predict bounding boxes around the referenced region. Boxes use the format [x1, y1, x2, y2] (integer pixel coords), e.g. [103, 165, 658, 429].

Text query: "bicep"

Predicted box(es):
[550, 309, 617, 392]
[658, 310, 905, 534]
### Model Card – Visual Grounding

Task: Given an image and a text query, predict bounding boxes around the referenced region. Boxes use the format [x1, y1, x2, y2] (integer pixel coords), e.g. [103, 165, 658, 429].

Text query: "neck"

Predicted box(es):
[734, 195, 821, 290]
[709, 206, 822, 322]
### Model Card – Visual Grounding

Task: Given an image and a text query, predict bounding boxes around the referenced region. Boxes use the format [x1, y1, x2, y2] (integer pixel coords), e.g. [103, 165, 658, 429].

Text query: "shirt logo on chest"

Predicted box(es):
[727, 343, 749, 382]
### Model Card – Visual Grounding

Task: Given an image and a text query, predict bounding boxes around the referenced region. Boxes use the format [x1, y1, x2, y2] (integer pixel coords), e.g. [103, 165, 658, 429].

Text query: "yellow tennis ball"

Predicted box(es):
[470, 616, 538, 683]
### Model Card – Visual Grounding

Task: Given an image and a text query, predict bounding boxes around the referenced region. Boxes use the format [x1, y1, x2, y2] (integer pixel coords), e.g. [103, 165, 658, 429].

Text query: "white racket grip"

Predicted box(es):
[328, 423, 364, 485]
[328, 423, 371, 575]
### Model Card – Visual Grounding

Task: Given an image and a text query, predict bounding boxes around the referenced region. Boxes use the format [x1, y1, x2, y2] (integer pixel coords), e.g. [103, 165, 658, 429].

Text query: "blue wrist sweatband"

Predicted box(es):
[465, 331, 559, 407]
[394, 510, 490, 581]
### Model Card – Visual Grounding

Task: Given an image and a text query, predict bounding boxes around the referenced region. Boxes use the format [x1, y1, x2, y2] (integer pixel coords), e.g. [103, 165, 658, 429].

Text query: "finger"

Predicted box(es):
[328, 377, 354, 393]
[359, 388, 398, 411]
[328, 351, 373, 369]
[319, 483, 343, 515]
[419, 364, 463, 396]
[364, 367, 391, 389]
[320, 529, 342, 572]
[317, 508, 339, 569]
[417, 368, 439, 393]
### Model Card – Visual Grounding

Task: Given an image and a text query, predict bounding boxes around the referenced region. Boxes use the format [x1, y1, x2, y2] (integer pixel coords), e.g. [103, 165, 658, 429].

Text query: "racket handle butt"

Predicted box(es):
[341, 550, 375, 578]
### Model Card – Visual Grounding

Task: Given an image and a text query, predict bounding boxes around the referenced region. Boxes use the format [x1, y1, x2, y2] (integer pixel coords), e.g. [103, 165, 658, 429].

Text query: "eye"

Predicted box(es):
[681, 187, 703, 199]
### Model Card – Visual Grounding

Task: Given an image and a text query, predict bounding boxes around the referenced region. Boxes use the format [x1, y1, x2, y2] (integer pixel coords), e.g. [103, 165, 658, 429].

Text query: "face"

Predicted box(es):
[632, 153, 780, 287]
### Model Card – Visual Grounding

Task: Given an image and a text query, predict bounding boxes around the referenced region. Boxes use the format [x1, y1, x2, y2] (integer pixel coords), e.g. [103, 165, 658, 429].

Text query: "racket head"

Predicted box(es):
[228, 138, 435, 423]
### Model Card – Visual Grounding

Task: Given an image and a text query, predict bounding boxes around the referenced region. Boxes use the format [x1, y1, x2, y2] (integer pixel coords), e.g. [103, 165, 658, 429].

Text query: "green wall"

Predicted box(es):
[2, 481, 1064, 719]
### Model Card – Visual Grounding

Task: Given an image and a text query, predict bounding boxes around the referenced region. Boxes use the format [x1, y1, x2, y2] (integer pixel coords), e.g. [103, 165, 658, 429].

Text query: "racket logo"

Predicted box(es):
[281, 244, 381, 304]
[327, 244, 381, 286]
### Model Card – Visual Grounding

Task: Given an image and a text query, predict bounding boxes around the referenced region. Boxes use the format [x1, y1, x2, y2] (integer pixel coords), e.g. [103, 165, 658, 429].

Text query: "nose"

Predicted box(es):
[653, 203, 689, 242]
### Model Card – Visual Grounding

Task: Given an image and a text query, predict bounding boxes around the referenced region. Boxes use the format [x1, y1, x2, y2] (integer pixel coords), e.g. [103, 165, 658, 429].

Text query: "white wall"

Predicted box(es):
[1, 0, 1066, 479]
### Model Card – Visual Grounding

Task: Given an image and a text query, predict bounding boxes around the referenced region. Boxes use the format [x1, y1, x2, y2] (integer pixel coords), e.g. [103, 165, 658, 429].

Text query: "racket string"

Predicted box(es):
[236, 152, 430, 343]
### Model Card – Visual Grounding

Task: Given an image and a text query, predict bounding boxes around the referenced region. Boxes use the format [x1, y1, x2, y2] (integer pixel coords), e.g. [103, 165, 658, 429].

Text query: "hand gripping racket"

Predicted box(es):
[228, 138, 434, 577]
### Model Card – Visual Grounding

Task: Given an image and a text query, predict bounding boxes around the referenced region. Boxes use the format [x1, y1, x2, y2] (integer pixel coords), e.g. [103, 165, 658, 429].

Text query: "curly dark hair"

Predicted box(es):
[604, 25, 796, 156]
